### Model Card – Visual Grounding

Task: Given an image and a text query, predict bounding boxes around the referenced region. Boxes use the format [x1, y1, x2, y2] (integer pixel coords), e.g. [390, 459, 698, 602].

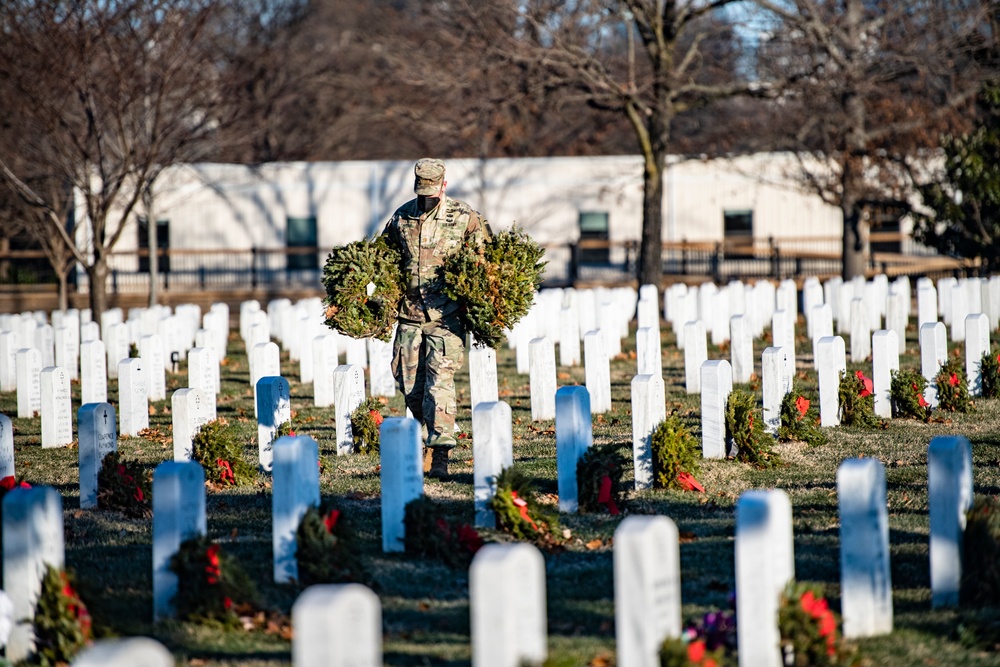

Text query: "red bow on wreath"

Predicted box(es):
[217, 459, 235, 485]
[856, 370, 873, 397]
[324, 509, 341, 534]
[597, 475, 621, 515]
[949, 372, 959, 387]
[509, 491, 539, 531]
[0, 476, 30, 491]
[369, 410, 384, 426]
[205, 544, 221, 584]
[912, 383, 930, 408]
[677, 471, 705, 493]
[795, 395, 810, 417]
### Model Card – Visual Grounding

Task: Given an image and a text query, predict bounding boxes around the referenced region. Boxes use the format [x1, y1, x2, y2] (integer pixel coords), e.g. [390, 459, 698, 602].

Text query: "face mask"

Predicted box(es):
[418, 196, 440, 213]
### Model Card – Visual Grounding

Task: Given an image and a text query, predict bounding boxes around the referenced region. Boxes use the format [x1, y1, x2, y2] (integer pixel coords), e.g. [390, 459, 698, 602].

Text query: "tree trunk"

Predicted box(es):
[841, 156, 868, 279]
[637, 159, 665, 288]
[145, 187, 159, 307]
[88, 259, 109, 323]
[57, 269, 68, 312]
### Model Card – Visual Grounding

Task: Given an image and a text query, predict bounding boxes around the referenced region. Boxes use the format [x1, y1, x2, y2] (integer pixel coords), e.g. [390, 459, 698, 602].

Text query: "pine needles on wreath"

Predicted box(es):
[351, 398, 385, 455]
[889, 368, 931, 421]
[936, 358, 974, 413]
[192, 418, 256, 488]
[649, 414, 702, 490]
[778, 393, 827, 447]
[295, 504, 369, 587]
[403, 496, 485, 569]
[169, 535, 257, 626]
[576, 445, 626, 514]
[96, 451, 151, 517]
[321, 236, 404, 342]
[442, 227, 546, 348]
[31, 564, 92, 666]
[488, 466, 558, 542]
[726, 390, 781, 467]
[980, 349, 1000, 399]
[838, 370, 881, 427]
[962, 495, 1000, 607]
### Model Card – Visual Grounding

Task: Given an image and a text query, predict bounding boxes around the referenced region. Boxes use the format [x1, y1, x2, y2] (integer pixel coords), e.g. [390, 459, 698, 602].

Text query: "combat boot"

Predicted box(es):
[427, 447, 450, 479]
[423, 447, 434, 473]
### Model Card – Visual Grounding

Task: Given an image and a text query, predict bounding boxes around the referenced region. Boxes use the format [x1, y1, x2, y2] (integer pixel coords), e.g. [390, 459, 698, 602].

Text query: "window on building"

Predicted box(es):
[870, 205, 903, 254]
[137, 217, 170, 273]
[723, 210, 753, 238]
[578, 211, 610, 264]
[286, 216, 318, 271]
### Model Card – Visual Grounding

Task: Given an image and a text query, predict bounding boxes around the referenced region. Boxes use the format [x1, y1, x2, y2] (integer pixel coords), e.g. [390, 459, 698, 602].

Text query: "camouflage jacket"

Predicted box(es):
[382, 195, 490, 322]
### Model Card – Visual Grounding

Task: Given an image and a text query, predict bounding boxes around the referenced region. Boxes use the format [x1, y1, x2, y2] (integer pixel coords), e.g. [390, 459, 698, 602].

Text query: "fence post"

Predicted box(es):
[712, 242, 722, 283]
[198, 266, 206, 291]
[112, 269, 118, 294]
[681, 239, 688, 275]
[769, 236, 780, 280]
[569, 243, 579, 285]
[251, 247, 259, 289]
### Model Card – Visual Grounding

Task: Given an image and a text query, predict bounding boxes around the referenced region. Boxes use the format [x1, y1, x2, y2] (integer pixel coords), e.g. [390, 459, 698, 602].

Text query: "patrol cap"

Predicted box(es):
[414, 158, 445, 195]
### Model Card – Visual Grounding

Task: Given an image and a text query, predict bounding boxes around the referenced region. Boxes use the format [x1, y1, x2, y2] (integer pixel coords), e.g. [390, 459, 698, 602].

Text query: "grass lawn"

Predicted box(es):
[1, 314, 998, 666]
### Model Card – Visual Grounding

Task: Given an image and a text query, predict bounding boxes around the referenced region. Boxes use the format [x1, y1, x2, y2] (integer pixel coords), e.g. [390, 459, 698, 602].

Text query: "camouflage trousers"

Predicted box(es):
[391, 315, 465, 448]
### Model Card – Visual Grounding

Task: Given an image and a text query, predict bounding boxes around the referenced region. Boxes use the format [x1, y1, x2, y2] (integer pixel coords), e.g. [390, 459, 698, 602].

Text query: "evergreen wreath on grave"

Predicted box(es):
[321, 236, 404, 342]
[935, 358, 974, 413]
[403, 496, 486, 569]
[961, 494, 1000, 607]
[838, 370, 881, 427]
[191, 418, 256, 488]
[169, 535, 257, 626]
[441, 227, 546, 348]
[778, 393, 827, 447]
[96, 451, 152, 518]
[725, 390, 781, 468]
[649, 414, 703, 491]
[889, 368, 931, 421]
[488, 465, 559, 542]
[660, 601, 736, 666]
[778, 580, 853, 666]
[0, 476, 30, 556]
[980, 349, 1000, 399]
[30, 564, 92, 666]
[659, 635, 727, 667]
[274, 420, 297, 439]
[576, 444, 627, 514]
[351, 397, 385, 455]
[295, 503, 369, 587]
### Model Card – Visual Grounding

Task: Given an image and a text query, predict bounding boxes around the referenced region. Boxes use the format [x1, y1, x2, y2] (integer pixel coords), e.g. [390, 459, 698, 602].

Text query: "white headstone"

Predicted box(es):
[871, 330, 899, 419]
[333, 365, 366, 456]
[614, 516, 681, 667]
[917, 282, 938, 330]
[473, 401, 514, 528]
[735, 489, 794, 667]
[2, 486, 64, 663]
[469, 343, 499, 415]
[71, 637, 174, 667]
[187, 345, 220, 405]
[54, 326, 77, 381]
[105, 322, 129, 380]
[817, 336, 847, 427]
[776, 279, 798, 319]
[950, 281, 969, 342]
[683, 320, 707, 394]
[273, 435, 321, 583]
[0, 414, 13, 479]
[863, 281, 882, 332]
[172, 388, 214, 462]
[583, 330, 611, 413]
[928, 435, 973, 608]
[35, 323, 54, 368]
[730, 315, 753, 384]
[631, 374, 665, 490]
[78, 403, 117, 510]
[919, 322, 948, 408]
[256, 376, 291, 472]
[965, 313, 990, 397]
[559, 305, 581, 367]
[810, 304, 833, 369]
[380, 417, 423, 552]
[39, 367, 72, 448]
[312, 335, 339, 408]
[139, 334, 166, 402]
[529, 338, 557, 421]
[803, 278, 824, 337]
[710, 288, 731, 346]
[15, 347, 41, 418]
[152, 461, 207, 621]
[761, 347, 790, 434]
[701, 360, 732, 459]
[251, 341, 281, 416]
[292, 584, 382, 667]
[886, 289, 908, 354]
[837, 457, 893, 638]
[345, 336, 368, 369]
[636, 327, 662, 377]
[79, 339, 107, 406]
[118, 358, 149, 436]
[470, 543, 547, 667]
[850, 298, 871, 363]
[367, 338, 396, 397]
[0, 331, 18, 392]
[771, 309, 796, 382]
[555, 386, 592, 513]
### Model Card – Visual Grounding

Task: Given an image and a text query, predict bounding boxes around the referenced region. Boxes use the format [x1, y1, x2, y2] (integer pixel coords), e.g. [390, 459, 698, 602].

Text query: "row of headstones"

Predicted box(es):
[21, 431, 972, 666]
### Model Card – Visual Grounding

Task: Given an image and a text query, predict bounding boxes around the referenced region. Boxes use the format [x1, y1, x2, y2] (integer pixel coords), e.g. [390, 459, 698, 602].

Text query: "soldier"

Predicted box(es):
[382, 158, 491, 478]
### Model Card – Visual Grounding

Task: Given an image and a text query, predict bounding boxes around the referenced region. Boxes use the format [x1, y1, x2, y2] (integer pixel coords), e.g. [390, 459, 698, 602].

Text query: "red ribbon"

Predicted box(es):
[856, 370, 873, 397]
[0, 477, 29, 491]
[510, 491, 539, 531]
[795, 395, 810, 417]
[597, 475, 620, 515]
[949, 372, 959, 387]
[677, 471, 705, 492]
[217, 459, 235, 485]
[324, 509, 341, 534]
[205, 544, 221, 584]
[913, 383, 930, 408]
[369, 409, 384, 426]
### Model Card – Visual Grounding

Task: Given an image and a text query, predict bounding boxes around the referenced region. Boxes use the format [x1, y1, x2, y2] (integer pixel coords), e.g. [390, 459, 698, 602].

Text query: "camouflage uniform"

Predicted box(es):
[382, 160, 490, 448]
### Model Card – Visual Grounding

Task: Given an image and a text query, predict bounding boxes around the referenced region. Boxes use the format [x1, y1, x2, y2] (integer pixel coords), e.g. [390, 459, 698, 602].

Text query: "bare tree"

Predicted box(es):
[0, 0, 243, 319]
[753, 0, 989, 278]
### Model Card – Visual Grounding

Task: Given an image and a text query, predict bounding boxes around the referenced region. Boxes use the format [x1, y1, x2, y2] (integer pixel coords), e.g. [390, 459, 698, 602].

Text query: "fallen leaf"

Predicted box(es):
[679, 531, 697, 543]
[585, 539, 603, 550]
